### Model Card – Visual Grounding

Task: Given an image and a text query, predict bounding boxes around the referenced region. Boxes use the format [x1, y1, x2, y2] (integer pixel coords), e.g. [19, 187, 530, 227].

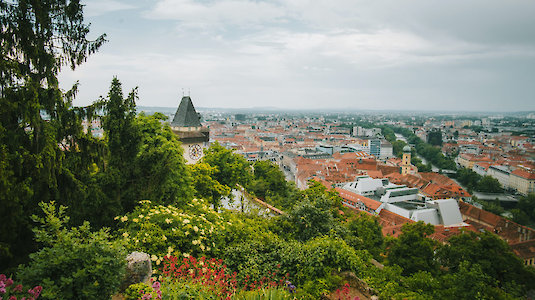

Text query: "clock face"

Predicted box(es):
[189, 144, 203, 161]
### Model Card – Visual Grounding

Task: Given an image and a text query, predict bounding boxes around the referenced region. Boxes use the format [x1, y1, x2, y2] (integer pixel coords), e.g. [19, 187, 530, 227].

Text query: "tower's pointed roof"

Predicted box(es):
[171, 96, 201, 127]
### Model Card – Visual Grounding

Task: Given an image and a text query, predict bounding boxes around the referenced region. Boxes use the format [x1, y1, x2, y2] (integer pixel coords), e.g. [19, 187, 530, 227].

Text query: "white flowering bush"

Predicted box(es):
[117, 199, 231, 266]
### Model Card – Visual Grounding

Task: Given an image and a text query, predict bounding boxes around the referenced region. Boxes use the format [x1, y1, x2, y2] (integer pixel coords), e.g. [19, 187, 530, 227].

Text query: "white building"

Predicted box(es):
[472, 163, 488, 176]
[342, 176, 465, 226]
[353, 126, 382, 138]
[379, 141, 393, 159]
[487, 165, 511, 189]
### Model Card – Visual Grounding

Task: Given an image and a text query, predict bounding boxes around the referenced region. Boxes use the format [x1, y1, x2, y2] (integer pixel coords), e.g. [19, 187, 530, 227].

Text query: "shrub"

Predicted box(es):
[160, 255, 290, 299]
[125, 280, 162, 300]
[0, 274, 42, 299]
[17, 202, 126, 300]
[117, 199, 227, 263]
[232, 288, 292, 300]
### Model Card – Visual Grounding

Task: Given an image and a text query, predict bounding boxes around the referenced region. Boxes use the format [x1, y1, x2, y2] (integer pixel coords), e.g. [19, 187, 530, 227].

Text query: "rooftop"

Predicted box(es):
[171, 96, 202, 127]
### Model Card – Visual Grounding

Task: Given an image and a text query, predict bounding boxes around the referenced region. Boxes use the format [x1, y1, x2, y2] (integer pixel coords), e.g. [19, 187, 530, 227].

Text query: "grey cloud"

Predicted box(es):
[61, 0, 535, 111]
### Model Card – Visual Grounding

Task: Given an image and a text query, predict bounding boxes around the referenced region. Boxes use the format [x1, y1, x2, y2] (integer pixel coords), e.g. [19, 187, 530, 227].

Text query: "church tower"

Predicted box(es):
[170, 96, 209, 164]
[401, 145, 411, 175]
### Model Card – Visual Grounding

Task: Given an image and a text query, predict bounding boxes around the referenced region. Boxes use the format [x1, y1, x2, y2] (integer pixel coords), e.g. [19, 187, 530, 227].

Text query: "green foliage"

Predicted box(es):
[296, 274, 342, 299]
[436, 231, 535, 295]
[411, 156, 432, 173]
[57, 81, 194, 228]
[480, 201, 505, 216]
[203, 142, 252, 189]
[17, 202, 126, 300]
[125, 282, 156, 300]
[0, 0, 106, 272]
[128, 113, 194, 207]
[297, 237, 368, 285]
[516, 193, 535, 226]
[476, 176, 504, 193]
[456, 168, 504, 193]
[222, 234, 292, 284]
[283, 200, 336, 241]
[215, 212, 275, 257]
[391, 140, 406, 157]
[276, 182, 343, 242]
[118, 199, 226, 261]
[435, 261, 508, 300]
[102, 77, 141, 170]
[223, 233, 368, 293]
[158, 277, 291, 300]
[248, 160, 289, 199]
[345, 212, 385, 260]
[189, 162, 231, 208]
[511, 208, 530, 225]
[382, 126, 457, 171]
[233, 288, 292, 300]
[381, 127, 396, 143]
[402, 271, 440, 297]
[400, 263, 511, 299]
[386, 222, 438, 276]
[427, 129, 443, 147]
[246, 160, 301, 211]
[159, 279, 217, 300]
[57, 78, 141, 228]
[360, 265, 411, 299]
[455, 168, 481, 192]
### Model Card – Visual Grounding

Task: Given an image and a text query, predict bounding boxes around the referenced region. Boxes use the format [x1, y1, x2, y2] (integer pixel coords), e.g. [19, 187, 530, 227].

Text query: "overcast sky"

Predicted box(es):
[58, 0, 535, 111]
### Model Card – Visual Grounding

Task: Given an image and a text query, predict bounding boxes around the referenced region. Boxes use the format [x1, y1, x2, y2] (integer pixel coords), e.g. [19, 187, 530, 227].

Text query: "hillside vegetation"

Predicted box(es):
[1, 1, 534, 299]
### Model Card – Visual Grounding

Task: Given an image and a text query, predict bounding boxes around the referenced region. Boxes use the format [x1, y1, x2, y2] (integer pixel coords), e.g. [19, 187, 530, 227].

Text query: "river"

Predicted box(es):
[394, 133, 455, 173]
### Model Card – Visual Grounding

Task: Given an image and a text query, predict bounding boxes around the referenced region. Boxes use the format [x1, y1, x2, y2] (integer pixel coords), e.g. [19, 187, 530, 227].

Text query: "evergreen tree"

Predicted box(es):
[0, 0, 105, 272]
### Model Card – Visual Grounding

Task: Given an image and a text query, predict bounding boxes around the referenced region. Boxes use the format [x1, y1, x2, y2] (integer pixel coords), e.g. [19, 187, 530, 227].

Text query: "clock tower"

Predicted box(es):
[401, 145, 412, 175]
[170, 96, 209, 164]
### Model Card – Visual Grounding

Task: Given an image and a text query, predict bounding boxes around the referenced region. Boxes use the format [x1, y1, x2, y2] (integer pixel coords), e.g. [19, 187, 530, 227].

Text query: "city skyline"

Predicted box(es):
[58, 0, 535, 112]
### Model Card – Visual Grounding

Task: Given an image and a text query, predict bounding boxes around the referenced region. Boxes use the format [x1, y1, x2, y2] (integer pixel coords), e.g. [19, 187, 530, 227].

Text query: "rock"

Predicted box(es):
[121, 251, 152, 291]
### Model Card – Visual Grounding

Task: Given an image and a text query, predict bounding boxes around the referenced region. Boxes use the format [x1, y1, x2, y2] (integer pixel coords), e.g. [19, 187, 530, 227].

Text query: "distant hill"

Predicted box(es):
[137, 106, 535, 116]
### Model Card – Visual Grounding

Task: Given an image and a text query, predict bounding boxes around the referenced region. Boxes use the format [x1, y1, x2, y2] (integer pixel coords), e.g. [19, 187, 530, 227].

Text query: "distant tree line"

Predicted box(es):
[382, 127, 432, 172]
[454, 168, 503, 194]
[382, 126, 457, 171]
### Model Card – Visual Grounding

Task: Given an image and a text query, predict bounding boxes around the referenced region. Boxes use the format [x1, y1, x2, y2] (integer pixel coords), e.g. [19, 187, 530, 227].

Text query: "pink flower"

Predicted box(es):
[31, 286, 42, 297]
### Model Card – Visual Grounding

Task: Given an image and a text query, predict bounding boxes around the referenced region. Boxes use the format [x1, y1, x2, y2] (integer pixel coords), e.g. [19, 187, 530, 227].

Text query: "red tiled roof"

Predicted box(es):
[510, 240, 535, 259]
[459, 202, 501, 227]
[459, 202, 535, 245]
[473, 162, 492, 170]
[335, 188, 382, 210]
[386, 173, 428, 189]
[377, 165, 400, 176]
[366, 170, 383, 178]
[379, 210, 414, 237]
[511, 169, 535, 180]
